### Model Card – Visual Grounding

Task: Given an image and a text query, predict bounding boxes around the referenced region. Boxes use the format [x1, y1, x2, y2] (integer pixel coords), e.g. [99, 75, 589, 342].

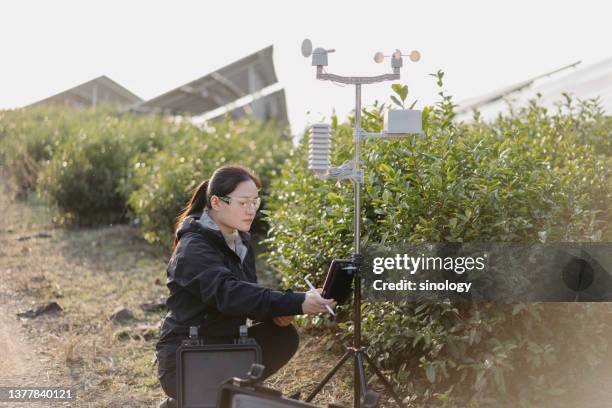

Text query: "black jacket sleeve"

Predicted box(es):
[184, 239, 305, 321]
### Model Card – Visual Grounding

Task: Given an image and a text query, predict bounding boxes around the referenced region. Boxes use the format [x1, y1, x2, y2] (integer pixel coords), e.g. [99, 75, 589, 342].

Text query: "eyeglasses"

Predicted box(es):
[218, 196, 261, 211]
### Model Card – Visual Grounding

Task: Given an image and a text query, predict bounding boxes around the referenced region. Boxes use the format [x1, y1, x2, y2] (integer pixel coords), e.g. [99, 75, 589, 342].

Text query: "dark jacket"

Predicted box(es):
[157, 212, 305, 344]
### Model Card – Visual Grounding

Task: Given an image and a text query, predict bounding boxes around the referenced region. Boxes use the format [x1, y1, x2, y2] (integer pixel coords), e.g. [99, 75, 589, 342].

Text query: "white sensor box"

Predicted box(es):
[383, 109, 423, 135]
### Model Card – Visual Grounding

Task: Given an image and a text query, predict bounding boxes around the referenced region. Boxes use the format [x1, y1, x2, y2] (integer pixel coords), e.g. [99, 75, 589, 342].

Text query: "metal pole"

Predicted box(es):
[353, 83, 362, 408]
[306, 43, 412, 406]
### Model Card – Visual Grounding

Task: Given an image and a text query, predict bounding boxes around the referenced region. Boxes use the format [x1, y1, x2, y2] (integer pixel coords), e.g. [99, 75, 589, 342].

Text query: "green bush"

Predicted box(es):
[0, 106, 83, 192]
[128, 116, 293, 247]
[37, 127, 130, 225]
[32, 110, 175, 225]
[263, 71, 612, 405]
[1, 106, 293, 239]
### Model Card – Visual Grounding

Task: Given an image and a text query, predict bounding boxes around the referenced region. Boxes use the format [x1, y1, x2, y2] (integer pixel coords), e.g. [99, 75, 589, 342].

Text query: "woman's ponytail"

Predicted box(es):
[172, 179, 209, 251]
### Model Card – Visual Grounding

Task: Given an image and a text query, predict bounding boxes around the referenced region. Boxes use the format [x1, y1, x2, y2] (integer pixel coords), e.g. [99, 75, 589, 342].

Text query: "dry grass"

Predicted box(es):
[0, 170, 178, 406]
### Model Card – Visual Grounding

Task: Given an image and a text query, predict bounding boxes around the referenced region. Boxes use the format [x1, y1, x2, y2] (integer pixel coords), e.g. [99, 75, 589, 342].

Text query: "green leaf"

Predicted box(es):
[425, 365, 436, 383]
[390, 95, 403, 108]
[391, 83, 409, 104]
[379, 163, 393, 175]
[327, 191, 343, 205]
[399, 85, 408, 102]
[391, 83, 403, 96]
[512, 303, 526, 316]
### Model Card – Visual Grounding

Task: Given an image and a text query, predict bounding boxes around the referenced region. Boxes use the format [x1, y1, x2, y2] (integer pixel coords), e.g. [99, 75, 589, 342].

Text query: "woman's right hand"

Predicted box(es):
[301, 288, 336, 315]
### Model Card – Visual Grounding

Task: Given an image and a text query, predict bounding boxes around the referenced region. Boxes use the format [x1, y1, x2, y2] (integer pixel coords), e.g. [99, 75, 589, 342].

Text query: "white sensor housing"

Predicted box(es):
[308, 123, 331, 174]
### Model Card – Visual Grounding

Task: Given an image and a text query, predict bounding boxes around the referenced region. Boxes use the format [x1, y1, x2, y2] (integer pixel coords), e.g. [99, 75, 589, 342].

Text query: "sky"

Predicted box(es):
[1, 0, 611, 139]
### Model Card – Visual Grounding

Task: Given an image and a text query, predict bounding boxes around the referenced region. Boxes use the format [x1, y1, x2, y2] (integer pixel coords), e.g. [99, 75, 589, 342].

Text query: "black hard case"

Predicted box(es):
[217, 377, 347, 408]
[176, 335, 262, 408]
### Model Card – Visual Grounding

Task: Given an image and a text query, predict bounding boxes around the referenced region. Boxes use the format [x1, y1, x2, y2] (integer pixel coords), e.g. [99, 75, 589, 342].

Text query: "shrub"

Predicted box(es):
[263, 71, 612, 405]
[0, 106, 83, 192]
[33, 109, 175, 225]
[37, 116, 132, 225]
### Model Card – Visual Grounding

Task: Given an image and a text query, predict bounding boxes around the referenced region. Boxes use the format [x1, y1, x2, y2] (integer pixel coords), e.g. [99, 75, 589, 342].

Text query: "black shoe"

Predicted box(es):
[158, 397, 177, 408]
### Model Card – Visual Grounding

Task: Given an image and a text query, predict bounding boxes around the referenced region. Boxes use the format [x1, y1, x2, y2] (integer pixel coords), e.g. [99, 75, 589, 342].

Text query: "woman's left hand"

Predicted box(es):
[272, 315, 294, 327]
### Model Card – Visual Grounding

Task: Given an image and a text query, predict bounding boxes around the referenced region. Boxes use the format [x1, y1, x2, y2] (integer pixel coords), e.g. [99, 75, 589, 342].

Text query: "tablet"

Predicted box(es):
[321, 259, 355, 305]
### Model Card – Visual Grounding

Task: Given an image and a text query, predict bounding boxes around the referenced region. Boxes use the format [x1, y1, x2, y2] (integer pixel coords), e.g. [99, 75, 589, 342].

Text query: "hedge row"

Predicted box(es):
[262, 72, 612, 405]
[0, 107, 292, 244]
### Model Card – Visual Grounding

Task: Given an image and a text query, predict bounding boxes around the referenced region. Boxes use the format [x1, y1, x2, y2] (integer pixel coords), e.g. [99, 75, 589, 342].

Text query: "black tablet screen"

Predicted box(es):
[321, 259, 354, 304]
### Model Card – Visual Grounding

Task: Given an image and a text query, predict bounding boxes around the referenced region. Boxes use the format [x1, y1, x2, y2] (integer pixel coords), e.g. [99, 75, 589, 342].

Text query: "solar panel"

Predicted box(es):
[26, 75, 142, 108]
[134, 45, 280, 116]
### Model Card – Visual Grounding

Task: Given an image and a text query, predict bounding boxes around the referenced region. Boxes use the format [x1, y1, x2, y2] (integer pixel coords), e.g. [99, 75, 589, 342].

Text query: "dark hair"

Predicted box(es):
[172, 164, 262, 250]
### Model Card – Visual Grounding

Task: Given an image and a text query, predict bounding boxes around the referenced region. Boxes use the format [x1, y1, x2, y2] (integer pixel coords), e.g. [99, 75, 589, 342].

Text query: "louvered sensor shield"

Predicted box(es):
[308, 123, 331, 177]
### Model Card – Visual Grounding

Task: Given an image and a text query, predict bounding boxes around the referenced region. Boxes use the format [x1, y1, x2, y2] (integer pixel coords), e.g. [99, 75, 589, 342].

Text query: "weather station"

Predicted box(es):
[301, 38, 423, 408]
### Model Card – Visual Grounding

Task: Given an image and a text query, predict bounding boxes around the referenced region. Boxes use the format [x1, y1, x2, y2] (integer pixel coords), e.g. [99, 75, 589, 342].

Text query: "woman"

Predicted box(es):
[155, 164, 336, 408]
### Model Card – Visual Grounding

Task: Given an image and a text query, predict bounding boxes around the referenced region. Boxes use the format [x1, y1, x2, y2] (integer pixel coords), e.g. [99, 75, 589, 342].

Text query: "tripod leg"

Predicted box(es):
[363, 353, 406, 408]
[305, 349, 352, 402]
[354, 355, 361, 408]
[356, 351, 368, 399]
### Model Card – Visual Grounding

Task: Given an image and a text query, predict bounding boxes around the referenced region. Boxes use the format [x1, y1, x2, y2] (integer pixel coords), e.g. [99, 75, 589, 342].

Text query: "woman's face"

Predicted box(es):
[209, 180, 260, 233]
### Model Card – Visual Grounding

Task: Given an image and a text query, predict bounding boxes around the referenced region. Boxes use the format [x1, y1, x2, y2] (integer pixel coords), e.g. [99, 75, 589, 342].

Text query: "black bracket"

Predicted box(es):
[346, 253, 362, 277]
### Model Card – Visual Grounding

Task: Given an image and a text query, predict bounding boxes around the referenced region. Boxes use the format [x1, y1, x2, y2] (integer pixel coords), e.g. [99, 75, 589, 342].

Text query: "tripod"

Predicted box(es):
[304, 85, 406, 408]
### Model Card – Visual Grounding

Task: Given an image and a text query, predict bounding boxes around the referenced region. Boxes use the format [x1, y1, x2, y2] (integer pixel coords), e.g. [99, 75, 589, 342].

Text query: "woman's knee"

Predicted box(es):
[282, 323, 300, 355]
[159, 370, 177, 399]
[250, 321, 300, 359]
[156, 344, 178, 399]
[268, 322, 300, 360]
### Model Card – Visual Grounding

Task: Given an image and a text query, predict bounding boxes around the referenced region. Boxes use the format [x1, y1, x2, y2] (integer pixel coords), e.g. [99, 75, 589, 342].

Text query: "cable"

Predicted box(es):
[323, 68, 347, 88]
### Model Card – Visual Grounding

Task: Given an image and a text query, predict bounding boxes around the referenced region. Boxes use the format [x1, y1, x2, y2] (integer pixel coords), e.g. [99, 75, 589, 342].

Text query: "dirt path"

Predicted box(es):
[0, 309, 48, 384]
[0, 307, 72, 407]
[0, 168, 75, 406]
[0, 311, 36, 383]
[0, 166, 168, 407]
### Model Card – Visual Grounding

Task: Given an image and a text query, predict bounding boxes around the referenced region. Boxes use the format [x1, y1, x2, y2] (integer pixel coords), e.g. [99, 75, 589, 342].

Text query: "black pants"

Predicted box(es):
[156, 321, 300, 400]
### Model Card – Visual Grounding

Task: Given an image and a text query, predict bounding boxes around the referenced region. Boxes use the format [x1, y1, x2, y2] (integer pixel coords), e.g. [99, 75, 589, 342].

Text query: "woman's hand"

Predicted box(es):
[272, 315, 295, 327]
[301, 288, 337, 315]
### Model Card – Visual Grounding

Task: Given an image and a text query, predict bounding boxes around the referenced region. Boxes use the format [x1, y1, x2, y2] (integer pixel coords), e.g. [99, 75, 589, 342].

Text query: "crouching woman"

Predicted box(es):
[155, 164, 335, 407]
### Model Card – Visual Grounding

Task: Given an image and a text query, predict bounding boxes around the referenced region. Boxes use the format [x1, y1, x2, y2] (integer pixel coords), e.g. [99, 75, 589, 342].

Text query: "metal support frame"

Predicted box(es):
[305, 54, 409, 408]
